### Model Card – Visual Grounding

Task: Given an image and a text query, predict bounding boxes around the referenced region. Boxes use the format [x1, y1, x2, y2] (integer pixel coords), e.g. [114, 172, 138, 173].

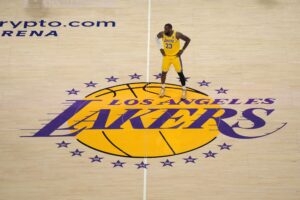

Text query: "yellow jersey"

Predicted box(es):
[163, 31, 180, 56]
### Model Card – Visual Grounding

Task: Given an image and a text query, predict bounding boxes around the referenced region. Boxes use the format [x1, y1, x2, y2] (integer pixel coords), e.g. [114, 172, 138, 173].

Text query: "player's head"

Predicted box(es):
[164, 23, 173, 35]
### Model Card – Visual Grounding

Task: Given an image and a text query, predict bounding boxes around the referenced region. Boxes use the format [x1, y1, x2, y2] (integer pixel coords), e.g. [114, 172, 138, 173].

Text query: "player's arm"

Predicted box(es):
[156, 32, 166, 56]
[176, 32, 191, 57]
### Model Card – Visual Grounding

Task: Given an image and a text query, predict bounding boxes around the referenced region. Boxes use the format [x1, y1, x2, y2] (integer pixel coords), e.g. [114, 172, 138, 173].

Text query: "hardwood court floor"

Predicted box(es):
[0, 0, 299, 199]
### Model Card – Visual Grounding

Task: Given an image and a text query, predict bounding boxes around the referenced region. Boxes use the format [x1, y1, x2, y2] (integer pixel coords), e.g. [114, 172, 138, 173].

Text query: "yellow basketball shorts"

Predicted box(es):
[162, 55, 183, 73]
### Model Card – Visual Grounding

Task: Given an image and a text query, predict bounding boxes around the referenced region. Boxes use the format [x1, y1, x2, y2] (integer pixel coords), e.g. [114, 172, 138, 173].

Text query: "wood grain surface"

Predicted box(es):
[0, 0, 299, 199]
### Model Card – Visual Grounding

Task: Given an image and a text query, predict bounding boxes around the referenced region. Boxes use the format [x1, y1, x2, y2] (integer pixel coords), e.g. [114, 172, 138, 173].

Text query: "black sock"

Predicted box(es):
[177, 72, 186, 86]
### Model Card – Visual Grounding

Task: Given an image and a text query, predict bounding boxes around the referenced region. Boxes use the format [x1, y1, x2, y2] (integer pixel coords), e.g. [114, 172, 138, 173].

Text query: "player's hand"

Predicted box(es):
[160, 49, 166, 56]
[176, 50, 184, 57]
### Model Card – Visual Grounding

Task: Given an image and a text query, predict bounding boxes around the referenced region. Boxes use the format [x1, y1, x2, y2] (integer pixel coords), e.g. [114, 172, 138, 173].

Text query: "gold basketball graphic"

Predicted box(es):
[67, 82, 222, 158]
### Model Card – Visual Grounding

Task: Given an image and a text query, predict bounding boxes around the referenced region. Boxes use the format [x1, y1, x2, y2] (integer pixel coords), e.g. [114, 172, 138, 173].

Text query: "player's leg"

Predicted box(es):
[160, 56, 171, 97]
[178, 71, 187, 99]
[159, 71, 167, 97]
[161, 71, 167, 84]
[173, 56, 187, 99]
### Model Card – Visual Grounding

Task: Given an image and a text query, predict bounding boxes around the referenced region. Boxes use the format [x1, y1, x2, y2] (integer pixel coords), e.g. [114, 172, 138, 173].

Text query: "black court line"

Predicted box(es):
[95, 88, 116, 98]
[102, 131, 132, 157]
[94, 85, 189, 98]
[86, 82, 207, 98]
[126, 83, 138, 98]
[76, 134, 218, 158]
[106, 88, 117, 97]
[144, 82, 207, 96]
[95, 91, 117, 98]
[143, 83, 172, 98]
[159, 130, 176, 155]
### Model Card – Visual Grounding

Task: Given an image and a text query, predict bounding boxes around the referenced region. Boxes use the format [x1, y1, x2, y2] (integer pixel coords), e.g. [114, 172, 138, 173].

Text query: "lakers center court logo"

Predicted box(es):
[69, 82, 220, 158]
[22, 75, 287, 167]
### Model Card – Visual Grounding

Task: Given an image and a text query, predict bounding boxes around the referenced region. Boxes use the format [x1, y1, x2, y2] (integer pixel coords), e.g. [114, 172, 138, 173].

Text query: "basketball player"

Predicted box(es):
[156, 23, 191, 99]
